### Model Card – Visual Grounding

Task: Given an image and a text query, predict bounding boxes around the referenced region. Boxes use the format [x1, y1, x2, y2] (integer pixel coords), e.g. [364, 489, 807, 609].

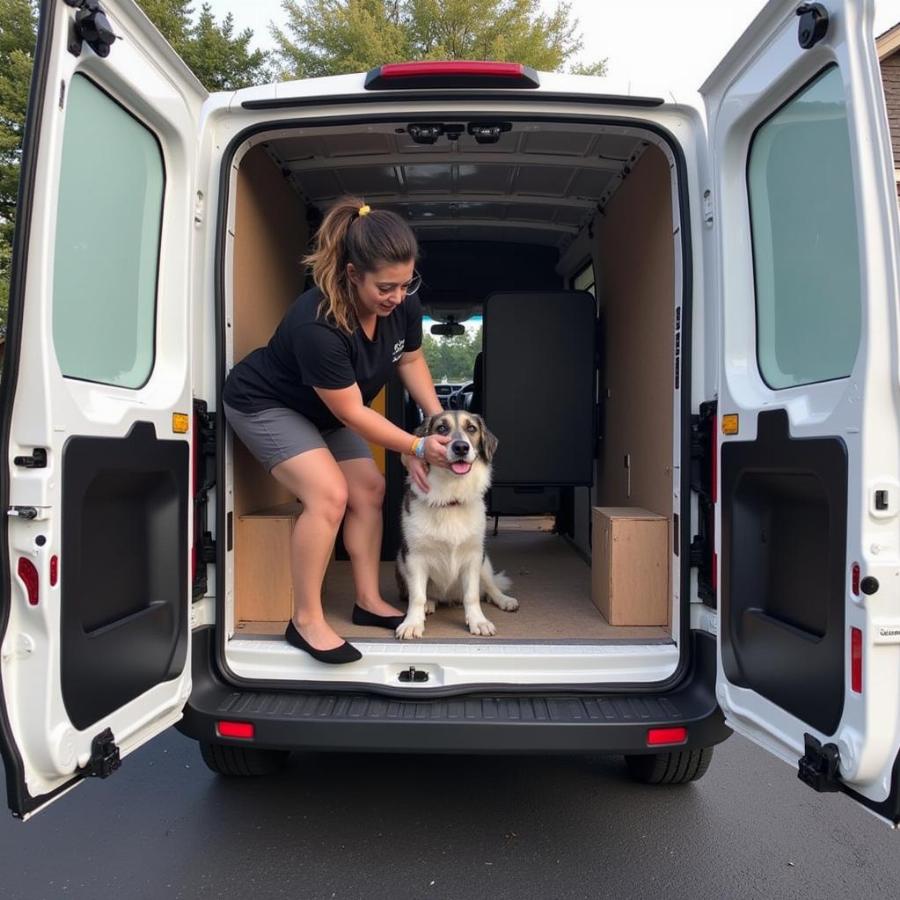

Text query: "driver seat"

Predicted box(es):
[469, 351, 483, 415]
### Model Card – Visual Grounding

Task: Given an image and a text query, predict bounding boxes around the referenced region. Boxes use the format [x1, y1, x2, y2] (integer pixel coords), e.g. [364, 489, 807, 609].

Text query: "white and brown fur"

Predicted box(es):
[395, 410, 518, 639]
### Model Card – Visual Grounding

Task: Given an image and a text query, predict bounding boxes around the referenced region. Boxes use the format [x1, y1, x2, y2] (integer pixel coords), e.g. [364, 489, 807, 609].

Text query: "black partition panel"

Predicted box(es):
[61, 422, 189, 730]
[483, 291, 596, 486]
[721, 410, 847, 736]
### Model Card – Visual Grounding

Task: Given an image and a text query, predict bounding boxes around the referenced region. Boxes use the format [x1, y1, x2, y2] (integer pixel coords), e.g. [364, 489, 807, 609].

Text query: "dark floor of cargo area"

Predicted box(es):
[234, 520, 672, 643]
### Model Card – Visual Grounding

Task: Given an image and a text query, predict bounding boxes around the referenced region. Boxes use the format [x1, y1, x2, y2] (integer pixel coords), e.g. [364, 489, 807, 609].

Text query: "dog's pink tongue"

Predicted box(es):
[451, 461, 472, 475]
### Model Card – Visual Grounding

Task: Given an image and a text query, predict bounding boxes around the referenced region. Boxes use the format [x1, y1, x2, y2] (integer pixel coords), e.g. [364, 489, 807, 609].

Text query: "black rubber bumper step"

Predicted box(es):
[177, 629, 730, 755]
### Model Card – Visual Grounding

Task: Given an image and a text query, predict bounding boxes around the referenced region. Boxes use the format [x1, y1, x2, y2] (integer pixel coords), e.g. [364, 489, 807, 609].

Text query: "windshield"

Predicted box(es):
[421, 316, 482, 386]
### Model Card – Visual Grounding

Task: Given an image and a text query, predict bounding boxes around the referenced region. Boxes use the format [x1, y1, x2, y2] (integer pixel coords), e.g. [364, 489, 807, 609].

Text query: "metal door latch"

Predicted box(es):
[398, 666, 429, 683]
[7, 507, 38, 520]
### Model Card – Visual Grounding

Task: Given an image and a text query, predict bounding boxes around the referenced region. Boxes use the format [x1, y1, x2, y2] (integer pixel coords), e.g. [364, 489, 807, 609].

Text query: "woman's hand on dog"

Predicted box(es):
[403, 435, 452, 492]
[404, 455, 431, 492]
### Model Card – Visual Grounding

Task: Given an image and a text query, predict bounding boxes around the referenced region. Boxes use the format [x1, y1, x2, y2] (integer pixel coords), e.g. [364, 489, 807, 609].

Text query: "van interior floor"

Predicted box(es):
[232, 519, 672, 644]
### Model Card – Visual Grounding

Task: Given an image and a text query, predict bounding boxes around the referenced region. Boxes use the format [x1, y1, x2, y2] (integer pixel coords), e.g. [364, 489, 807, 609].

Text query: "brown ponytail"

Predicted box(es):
[303, 195, 418, 334]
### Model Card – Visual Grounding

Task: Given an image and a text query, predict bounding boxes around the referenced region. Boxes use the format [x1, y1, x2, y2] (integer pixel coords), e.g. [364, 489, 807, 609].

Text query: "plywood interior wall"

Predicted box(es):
[595, 146, 675, 618]
[232, 145, 309, 518]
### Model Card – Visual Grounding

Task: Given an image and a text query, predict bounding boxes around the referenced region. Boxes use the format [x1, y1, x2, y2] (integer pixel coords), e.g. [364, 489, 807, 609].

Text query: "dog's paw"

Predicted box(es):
[395, 617, 425, 640]
[467, 617, 496, 637]
[491, 593, 519, 612]
[425, 599, 436, 616]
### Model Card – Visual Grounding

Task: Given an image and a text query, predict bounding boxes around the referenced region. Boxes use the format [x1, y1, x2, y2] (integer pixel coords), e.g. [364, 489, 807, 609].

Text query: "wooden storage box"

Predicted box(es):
[591, 507, 668, 626]
[235, 501, 304, 622]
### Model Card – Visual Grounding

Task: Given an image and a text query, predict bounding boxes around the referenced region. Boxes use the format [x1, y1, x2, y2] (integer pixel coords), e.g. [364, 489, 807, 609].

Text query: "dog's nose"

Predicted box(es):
[451, 440, 470, 457]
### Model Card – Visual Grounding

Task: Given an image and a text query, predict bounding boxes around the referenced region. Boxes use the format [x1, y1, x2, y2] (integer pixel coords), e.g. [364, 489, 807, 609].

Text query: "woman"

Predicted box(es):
[223, 196, 450, 664]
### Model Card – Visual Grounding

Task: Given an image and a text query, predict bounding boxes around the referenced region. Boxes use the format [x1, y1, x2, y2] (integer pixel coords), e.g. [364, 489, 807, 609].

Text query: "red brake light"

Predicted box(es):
[365, 60, 540, 90]
[851, 563, 860, 596]
[17, 557, 39, 606]
[851, 627, 862, 693]
[50, 555, 58, 587]
[216, 721, 254, 740]
[647, 727, 687, 746]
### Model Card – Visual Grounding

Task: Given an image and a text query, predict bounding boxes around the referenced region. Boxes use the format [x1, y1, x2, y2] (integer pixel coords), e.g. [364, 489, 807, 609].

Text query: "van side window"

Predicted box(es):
[52, 74, 164, 388]
[747, 65, 860, 390]
[573, 261, 596, 296]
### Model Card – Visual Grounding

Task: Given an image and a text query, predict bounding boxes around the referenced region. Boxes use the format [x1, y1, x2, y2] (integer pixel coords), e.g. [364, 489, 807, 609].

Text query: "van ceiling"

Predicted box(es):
[263, 122, 651, 251]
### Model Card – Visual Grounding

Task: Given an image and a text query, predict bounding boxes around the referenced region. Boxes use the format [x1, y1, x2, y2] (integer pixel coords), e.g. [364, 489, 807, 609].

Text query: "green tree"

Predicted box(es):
[0, 0, 38, 332]
[0, 1, 268, 331]
[422, 326, 482, 383]
[273, 0, 606, 80]
[141, 1, 271, 90]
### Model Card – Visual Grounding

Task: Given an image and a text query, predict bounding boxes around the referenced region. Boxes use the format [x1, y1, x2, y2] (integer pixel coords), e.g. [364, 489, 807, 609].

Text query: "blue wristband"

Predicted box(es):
[415, 437, 426, 459]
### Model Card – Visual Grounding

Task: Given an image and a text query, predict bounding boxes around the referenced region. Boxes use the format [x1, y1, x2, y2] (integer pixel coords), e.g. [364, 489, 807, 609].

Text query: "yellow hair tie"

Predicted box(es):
[358, 204, 371, 217]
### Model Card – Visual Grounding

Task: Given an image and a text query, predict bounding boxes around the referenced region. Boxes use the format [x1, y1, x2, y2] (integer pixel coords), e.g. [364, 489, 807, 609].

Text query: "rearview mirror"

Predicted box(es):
[430, 322, 466, 336]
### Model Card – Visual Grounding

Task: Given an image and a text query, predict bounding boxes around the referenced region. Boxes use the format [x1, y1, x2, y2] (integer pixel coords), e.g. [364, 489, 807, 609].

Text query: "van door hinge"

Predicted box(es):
[13, 448, 47, 469]
[797, 734, 841, 793]
[193, 399, 217, 599]
[796, 3, 829, 50]
[65, 0, 117, 59]
[690, 400, 717, 606]
[199, 531, 216, 565]
[83, 728, 121, 779]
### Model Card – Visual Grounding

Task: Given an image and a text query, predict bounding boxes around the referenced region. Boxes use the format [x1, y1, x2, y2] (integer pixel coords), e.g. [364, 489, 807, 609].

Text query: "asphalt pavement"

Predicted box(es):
[1, 727, 898, 899]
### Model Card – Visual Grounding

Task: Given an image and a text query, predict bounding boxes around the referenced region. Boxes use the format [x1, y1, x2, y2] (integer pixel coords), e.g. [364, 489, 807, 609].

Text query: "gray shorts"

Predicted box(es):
[223, 403, 373, 472]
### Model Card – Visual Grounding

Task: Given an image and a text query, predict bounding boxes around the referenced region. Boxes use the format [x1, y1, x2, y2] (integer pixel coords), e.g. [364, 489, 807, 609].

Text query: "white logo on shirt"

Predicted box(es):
[392, 338, 406, 362]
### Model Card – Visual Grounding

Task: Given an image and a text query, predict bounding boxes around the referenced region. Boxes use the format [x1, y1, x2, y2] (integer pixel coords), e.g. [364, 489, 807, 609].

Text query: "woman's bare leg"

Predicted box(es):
[338, 457, 404, 617]
[270, 449, 348, 650]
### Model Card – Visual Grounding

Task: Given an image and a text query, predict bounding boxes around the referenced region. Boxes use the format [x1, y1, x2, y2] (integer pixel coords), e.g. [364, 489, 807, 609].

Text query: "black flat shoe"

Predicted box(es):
[284, 620, 362, 664]
[352, 604, 406, 630]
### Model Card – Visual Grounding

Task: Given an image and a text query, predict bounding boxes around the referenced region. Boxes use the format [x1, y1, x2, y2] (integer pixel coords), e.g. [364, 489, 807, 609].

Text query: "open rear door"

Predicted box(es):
[0, 1, 205, 818]
[703, 0, 900, 824]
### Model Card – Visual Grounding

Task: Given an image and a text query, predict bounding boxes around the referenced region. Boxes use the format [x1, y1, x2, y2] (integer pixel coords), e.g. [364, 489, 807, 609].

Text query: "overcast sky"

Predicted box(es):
[202, 0, 900, 89]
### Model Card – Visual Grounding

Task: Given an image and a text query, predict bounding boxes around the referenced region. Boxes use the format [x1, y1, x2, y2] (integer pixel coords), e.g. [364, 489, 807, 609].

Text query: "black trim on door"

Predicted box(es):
[721, 409, 847, 736]
[214, 112, 694, 697]
[60, 423, 189, 730]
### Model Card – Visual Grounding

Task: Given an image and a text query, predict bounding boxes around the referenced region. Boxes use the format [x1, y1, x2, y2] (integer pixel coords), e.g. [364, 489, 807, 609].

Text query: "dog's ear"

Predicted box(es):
[414, 413, 436, 438]
[476, 416, 498, 463]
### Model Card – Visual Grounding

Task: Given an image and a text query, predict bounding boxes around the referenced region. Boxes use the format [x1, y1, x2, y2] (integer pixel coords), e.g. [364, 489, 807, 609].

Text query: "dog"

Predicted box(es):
[395, 410, 518, 639]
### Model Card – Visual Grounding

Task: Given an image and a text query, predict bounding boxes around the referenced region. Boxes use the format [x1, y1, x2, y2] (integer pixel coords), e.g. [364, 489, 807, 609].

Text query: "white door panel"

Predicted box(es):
[704, 0, 900, 823]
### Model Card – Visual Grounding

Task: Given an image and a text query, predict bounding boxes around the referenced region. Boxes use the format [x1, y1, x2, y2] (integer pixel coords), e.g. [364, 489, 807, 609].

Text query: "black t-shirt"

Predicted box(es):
[223, 286, 423, 430]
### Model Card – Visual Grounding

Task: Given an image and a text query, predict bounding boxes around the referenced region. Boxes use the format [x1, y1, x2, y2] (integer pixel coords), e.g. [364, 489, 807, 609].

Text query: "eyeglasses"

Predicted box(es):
[375, 270, 422, 297]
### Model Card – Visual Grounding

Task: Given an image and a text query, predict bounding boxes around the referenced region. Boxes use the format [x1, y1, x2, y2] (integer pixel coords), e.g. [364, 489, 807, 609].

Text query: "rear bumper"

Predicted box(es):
[177, 627, 731, 754]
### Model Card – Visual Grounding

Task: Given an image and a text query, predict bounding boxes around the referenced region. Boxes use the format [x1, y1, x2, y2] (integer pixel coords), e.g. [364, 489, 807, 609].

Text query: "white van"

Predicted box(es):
[2, 0, 900, 824]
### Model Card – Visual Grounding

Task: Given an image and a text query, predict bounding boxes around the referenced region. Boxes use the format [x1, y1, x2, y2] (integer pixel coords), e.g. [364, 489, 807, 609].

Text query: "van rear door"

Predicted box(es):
[0, 1, 204, 818]
[703, 0, 900, 824]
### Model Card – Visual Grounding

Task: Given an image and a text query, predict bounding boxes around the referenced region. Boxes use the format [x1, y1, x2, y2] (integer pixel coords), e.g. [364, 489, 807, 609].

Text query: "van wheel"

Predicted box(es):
[199, 741, 290, 776]
[624, 747, 713, 785]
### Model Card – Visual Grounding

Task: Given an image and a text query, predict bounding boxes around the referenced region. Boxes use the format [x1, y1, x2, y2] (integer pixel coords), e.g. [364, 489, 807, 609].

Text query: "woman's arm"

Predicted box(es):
[395, 349, 443, 417]
[314, 383, 448, 463]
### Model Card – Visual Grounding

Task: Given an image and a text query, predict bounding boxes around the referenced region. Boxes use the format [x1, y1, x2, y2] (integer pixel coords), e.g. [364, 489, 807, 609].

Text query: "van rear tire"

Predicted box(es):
[199, 741, 290, 776]
[624, 747, 713, 785]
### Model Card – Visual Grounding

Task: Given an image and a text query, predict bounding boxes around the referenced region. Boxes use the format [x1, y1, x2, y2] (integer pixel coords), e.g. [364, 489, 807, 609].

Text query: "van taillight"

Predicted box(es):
[17, 558, 39, 605]
[364, 60, 540, 90]
[647, 727, 687, 746]
[851, 628, 862, 693]
[217, 721, 254, 740]
[851, 562, 860, 596]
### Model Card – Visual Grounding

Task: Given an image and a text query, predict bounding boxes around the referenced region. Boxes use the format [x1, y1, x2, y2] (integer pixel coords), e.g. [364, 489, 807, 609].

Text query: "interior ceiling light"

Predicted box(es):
[467, 121, 512, 145]
[408, 123, 444, 145]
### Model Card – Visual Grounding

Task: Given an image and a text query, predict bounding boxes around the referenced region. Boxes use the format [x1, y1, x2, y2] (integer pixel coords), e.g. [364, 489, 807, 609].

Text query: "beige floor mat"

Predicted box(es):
[235, 524, 671, 643]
